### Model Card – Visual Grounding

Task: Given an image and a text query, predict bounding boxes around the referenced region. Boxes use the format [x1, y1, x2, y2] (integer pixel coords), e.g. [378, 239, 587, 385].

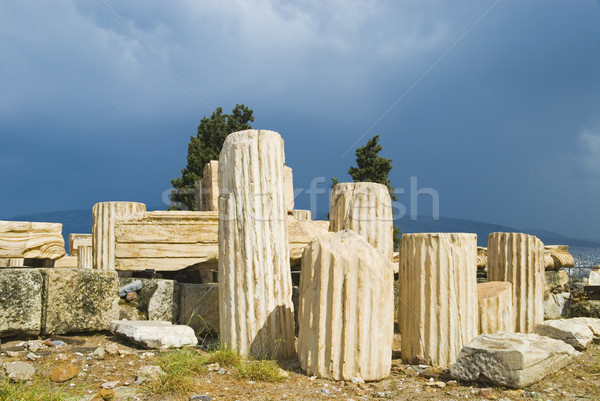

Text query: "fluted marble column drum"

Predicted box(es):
[218, 130, 295, 359]
[399, 232, 478, 368]
[92, 202, 146, 270]
[478, 281, 514, 334]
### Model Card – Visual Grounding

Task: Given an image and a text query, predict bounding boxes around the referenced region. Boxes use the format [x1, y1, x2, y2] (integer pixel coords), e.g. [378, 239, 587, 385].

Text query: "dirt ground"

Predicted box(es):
[1, 333, 599, 401]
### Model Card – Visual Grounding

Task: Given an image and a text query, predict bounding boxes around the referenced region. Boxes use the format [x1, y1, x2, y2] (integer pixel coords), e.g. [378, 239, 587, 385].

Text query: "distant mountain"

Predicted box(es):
[316, 212, 600, 248]
[5, 209, 600, 252]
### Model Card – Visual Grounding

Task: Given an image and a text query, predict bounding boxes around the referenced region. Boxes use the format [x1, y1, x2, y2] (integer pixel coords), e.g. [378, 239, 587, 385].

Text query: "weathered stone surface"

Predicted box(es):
[284, 165, 295, 210]
[54, 255, 77, 267]
[450, 332, 578, 388]
[288, 215, 329, 268]
[68, 233, 92, 257]
[111, 320, 198, 348]
[3, 361, 36, 382]
[93, 201, 146, 270]
[544, 245, 575, 270]
[0, 221, 65, 259]
[179, 283, 219, 335]
[544, 292, 570, 319]
[43, 268, 120, 334]
[545, 269, 569, 296]
[478, 281, 514, 334]
[218, 130, 295, 359]
[477, 247, 487, 268]
[298, 230, 394, 381]
[200, 160, 219, 212]
[119, 278, 179, 322]
[329, 182, 394, 268]
[399, 233, 479, 368]
[535, 318, 600, 350]
[77, 245, 93, 269]
[114, 211, 218, 272]
[488, 232, 545, 333]
[288, 209, 311, 221]
[50, 363, 79, 382]
[0, 269, 43, 337]
[589, 267, 600, 285]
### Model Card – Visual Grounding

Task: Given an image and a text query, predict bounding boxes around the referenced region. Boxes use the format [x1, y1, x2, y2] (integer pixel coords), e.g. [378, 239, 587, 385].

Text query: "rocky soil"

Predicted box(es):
[1, 333, 599, 401]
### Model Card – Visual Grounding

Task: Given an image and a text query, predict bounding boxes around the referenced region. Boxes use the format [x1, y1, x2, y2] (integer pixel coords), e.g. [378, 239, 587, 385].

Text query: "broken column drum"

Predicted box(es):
[218, 129, 295, 359]
[329, 182, 394, 263]
[487, 232, 545, 333]
[297, 230, 394, 381]
[399, 233, 478, 368]
[478, 281, 514, 334]
[92, 202, 146, 271]
[77, 245, 93, 269]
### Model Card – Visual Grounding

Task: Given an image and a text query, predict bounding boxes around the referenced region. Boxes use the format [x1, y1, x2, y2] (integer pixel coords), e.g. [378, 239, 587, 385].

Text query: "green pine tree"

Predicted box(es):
[170, 104, 254, 210]
[347, 135, 401, 248]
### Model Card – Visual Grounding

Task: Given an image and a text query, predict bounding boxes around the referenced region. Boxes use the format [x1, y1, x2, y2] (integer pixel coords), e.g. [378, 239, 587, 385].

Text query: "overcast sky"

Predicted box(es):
[1, 0, 598, 240]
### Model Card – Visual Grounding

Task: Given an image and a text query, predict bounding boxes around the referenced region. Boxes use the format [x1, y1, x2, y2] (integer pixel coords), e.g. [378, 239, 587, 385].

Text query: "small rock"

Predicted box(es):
[278, 368, 289, 378]
[26, 352, 40, 361]
[318, 388, 330, 396]
[125, 291, 138, 302]
[43, 339, 55, 347]
[5, 351, 19, 357]
[117, 348, 132, 356]
[105, 343, 119, 355]
[504, 389, 525, 398]
[56, 353, 68, 361]
[140, 352, 154, 359]
[92, 347, 106, 360]
[424, 381, 446, 388]
[120, 280, 143, 297]
[101, 380, 120, 390]
[217, 368, 228, 374]
[135, 365, 165, 384]
[51, 340, 67, 348]
[479, 388, 493, 398]
[207, 363, 220, 372]
[91, 388, 115, 400]
[189, 396, 211, 401]
[373, 392, 391, 398]
[50, 363, 79, 383]
[3, 361, 36, 382]
[350, 376, 365, 384]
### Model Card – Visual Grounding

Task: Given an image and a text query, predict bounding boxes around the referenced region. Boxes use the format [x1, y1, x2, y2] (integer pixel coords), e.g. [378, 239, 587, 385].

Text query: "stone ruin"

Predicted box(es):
[1, 128, 597, 389]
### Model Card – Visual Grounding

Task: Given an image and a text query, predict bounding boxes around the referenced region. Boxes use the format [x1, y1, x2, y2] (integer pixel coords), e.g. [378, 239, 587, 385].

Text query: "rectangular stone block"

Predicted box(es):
[0, 269, 43, 337]
[119, 277, 179, 322]
[179, 283, 219, 335]
[111, 320, 197, 349]
[42, 268, 119, 334]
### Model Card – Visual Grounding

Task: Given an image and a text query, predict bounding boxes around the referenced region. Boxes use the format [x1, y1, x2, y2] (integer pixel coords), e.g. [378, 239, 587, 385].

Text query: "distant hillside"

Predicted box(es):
[6, 209, 600, 252]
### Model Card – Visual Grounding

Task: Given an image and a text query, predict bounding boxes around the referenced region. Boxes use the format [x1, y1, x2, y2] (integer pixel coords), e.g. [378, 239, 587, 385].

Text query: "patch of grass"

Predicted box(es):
[0, 379, 76, 401]
[206, 348, 243, 368]
[144, 349, 207, 395]
[235, 359, 286, 382]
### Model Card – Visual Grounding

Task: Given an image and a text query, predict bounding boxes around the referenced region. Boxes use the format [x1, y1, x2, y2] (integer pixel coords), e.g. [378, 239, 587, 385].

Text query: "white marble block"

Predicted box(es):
[218, 129, 295, 359]
[92, 201, 146, 271]
[297, 230, 394, 381]
[399, 233, 478, 368]
[329, 182, 394, 267]
[488, 232, 545, 333]
[478, 281, 514, 334]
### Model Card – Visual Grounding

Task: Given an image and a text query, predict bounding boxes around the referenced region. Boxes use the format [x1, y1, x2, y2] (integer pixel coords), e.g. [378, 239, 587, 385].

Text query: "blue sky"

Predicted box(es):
[0, 0, 599, 240]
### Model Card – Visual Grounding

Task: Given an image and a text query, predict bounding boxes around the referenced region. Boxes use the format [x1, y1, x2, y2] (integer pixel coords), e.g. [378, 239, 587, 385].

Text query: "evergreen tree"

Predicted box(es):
[347, 135, 401, 248]
[170, 104, 254, 210]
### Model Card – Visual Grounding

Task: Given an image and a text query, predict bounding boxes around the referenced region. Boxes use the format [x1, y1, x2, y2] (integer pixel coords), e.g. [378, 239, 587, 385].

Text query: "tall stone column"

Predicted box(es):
[218, 130, 295, 359]
[487, 232, 545, 333]
[92, 202, 146, 271]
[329, 182, 394, 264]
[399, 233, 478, 368]
[78, 245, 93, 269]
[478, 281, 514, 334]
[298, 230, 394, 381]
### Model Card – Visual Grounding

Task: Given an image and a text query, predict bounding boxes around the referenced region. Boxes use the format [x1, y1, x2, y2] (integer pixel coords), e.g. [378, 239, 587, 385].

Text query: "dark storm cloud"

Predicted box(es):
[0, 0, 598, 240]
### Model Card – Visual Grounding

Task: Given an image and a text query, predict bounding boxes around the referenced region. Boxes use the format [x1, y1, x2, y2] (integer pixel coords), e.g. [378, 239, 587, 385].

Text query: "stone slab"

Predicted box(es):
[119, 277, 179, 322]
[43, 268, 119, 334]
[111, 320, 198, 348]
[450, 332, 578, 388]
[0, 269, 43, 337]
[535, 318, 600, 350]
